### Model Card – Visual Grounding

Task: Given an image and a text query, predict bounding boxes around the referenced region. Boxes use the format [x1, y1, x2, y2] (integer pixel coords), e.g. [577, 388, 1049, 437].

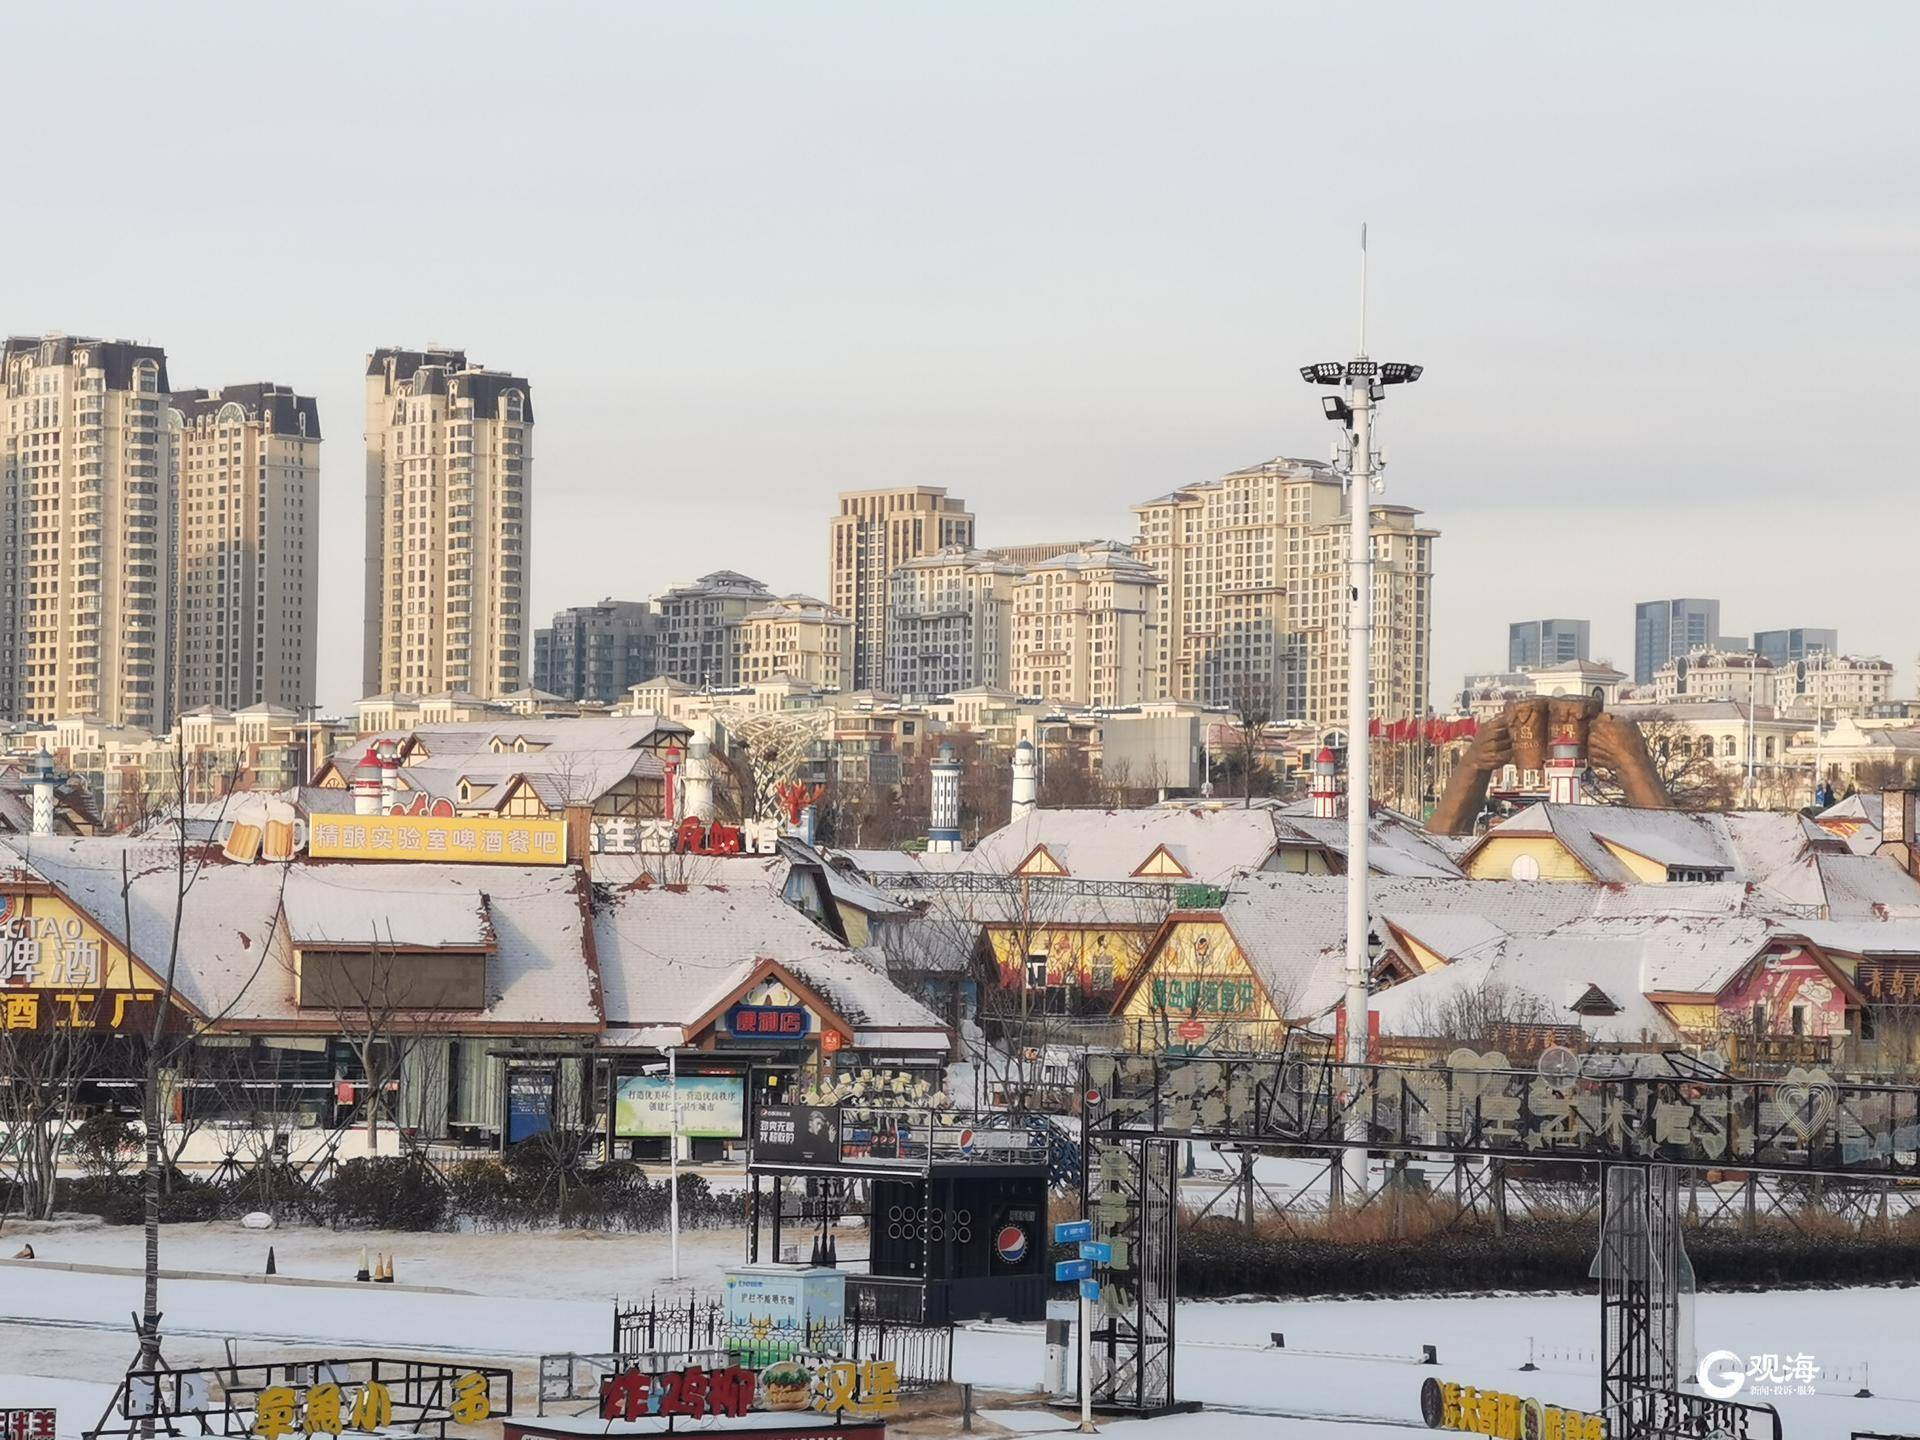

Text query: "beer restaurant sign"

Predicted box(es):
[309, 814, 567, 865]
[0, 892, 164, 1034]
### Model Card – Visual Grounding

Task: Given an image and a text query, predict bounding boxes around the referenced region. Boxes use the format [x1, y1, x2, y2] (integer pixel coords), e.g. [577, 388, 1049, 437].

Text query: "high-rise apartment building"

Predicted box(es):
[1508, 618, 1589, 671]
[1753, 627, 1838, 667]
[170, 385, 320, 714]
[1, 335, 174, 728]
[1009, 543, 1159, 708]
[1632, 598, 1722, 686]
[533, 599, 661, 704]
[830, 487, 974, 690]
[654, 570, 773, 687]
[885, 546, 1024, 698]
[1131, 457, 1437, 728]
[737, 595, 853, 689]
[364, 348, 532, 699]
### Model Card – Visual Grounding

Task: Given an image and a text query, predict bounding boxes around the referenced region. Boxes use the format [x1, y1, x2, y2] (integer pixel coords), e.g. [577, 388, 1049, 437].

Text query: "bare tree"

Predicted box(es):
[296, 934, 456, 1149]
[1599, 710, 1735, 812]
[0, 1025, 96, 1223]
[1224, 671, 1279, 808]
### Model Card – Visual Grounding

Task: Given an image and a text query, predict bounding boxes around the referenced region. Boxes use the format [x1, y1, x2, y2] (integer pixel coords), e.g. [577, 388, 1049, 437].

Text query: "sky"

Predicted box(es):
[2, 2, 1914, 713]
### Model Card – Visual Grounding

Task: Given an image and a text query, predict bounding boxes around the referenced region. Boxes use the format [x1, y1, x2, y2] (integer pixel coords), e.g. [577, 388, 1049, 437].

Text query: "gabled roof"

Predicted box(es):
[592, 873, 947, 1050]
[1467, 803, 1890, 908]
[0, 838, 602, 1032]
[960, 806, 1282, 884]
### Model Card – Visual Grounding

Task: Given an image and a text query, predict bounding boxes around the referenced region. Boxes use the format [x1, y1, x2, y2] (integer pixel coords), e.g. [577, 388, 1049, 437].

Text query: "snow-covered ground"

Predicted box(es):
[3, 1217, 1918, 1438]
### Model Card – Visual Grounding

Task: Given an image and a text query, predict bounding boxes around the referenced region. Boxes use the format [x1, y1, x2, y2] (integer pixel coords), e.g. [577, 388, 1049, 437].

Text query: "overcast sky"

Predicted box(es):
[4, 2, 1914, 712]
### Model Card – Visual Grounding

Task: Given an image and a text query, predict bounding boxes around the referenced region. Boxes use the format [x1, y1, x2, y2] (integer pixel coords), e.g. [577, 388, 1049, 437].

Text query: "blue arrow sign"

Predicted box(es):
[1053, 1220, 1093, 1245]
[1079, 1278, 1101, 1302]
[1078, 1240, 1112, 1264]
[1055, 1258, 1094, 1282]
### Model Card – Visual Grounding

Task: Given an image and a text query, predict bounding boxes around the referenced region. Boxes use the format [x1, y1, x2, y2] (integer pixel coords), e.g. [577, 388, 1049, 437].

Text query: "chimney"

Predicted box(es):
[928, 743, 963, 853]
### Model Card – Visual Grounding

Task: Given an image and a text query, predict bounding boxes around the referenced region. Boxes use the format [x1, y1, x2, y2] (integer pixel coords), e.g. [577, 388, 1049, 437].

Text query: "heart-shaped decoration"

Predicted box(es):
[1774, 1066, 1838, 1142]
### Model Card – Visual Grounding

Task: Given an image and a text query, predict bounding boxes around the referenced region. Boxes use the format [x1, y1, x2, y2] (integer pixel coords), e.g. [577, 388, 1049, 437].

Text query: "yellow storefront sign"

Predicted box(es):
[309, 814, 568, 865]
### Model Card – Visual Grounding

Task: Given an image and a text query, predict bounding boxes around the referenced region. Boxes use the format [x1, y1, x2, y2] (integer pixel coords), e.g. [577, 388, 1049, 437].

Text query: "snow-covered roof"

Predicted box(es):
[958, 806, 1282, 883]
[592, 877, 948, 1050]
[0, 837, 601, 1032]
[1369, 934, 1680, 1045]
[1470, 804, 1887, 908]
[1207, 872, 1782, 1022]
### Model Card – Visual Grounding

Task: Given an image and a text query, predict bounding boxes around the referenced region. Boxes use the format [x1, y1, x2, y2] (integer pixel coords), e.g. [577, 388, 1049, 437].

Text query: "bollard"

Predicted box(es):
[1420, 1345, 1438, 1366]
[1519, 1337, 1537, 1373]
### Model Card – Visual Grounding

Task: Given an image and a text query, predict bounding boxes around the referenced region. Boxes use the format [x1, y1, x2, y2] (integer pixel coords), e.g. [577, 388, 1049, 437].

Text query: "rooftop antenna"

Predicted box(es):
[1359, 222, 1368, 354]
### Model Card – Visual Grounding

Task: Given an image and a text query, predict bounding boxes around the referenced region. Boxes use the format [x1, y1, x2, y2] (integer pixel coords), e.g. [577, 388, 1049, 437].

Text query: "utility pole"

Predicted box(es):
[1301, 226, 1423, 1204]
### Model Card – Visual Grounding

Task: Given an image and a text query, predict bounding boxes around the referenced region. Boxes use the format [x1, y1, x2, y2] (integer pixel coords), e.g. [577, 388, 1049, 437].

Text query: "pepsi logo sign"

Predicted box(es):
[995, 1224, 1029, 1265]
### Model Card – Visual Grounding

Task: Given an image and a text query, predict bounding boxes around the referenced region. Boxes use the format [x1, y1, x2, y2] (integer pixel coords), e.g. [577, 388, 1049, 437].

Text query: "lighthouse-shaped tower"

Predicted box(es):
[1546, 729, 1586, 805]
[1010, 738, 1039, 823]
[928, 744, 963, 853]
[1311, 746, 1341, 819]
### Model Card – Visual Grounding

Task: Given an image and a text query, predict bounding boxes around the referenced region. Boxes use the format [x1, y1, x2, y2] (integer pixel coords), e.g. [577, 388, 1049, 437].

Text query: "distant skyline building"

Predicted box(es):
[1009, 542, 1159, 708]
[1754, 627, 1839, 667]
[1509, 618, 1589, 671]
[1633, 597, 1723, 686]
[363, 347, 532, 699]
[1, 334, 174, 729]
[830, 487, 975, 690]
[979, 539, 1102, 568]
[653, 570, 772, 687]
[1132, 457, 1435, 728]
[533, 599, 660, 704]
[885, 545, 1024, 698]
[170, 384, 320, 715]
[737, 594, 853, 689]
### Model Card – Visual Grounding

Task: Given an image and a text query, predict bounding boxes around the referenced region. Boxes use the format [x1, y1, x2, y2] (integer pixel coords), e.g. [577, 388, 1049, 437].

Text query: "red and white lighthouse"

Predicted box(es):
[1547, 729, 1585, 805]
[1311, 746, 1341, 819]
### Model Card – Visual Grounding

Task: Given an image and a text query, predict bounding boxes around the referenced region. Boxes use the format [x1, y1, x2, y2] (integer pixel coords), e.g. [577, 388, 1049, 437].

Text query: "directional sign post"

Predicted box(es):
[1052, 1222, 1103, 1433]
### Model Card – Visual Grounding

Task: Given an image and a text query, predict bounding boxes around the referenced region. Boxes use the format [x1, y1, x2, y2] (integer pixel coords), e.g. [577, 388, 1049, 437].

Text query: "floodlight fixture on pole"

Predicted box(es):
[1299, 227, 1423, 1204]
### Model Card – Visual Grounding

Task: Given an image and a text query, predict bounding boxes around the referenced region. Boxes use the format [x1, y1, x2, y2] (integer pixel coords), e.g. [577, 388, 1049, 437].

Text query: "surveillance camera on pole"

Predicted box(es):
[1300, 225, 1422, 1203]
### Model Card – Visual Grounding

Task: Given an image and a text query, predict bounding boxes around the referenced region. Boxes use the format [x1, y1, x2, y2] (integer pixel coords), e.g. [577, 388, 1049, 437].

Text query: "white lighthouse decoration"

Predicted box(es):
[1547, 729, 1585, 805]
[1311, 745, 1341, 820]
[1010, 738, 1039, 823]
[928, 744, 963, 853]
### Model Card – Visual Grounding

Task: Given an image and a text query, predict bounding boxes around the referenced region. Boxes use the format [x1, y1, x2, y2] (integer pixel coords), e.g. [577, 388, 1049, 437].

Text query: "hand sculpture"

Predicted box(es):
[1427, 695, 1671, 835]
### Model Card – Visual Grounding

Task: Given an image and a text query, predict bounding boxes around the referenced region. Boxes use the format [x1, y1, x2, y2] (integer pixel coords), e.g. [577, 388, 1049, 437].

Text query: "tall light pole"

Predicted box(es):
[1301, 234, 1422, 1202]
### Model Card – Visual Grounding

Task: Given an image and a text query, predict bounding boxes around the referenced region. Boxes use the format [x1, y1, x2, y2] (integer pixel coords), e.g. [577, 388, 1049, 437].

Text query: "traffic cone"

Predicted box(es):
[375, 1253, 394, 1283]
[265, 1247, 277, 1276]
[356, 1247, 370, 1283]
[11, 1243, 33, 1260]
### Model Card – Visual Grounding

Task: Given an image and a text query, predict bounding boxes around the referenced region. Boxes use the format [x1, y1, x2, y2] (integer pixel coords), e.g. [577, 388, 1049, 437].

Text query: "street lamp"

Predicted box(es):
[1300, 344, 1421, 1204]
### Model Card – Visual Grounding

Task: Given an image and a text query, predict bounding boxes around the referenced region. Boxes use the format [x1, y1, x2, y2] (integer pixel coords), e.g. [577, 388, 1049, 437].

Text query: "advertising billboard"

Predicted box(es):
[613, 1074, 746, 1138]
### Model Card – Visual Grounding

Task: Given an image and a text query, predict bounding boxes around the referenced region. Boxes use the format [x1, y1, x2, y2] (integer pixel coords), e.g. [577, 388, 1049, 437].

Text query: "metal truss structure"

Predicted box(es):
[1077, 1049, 1920, 1437]
[708, 707, 832, 821]
[1084, 1138, 1179, 1414]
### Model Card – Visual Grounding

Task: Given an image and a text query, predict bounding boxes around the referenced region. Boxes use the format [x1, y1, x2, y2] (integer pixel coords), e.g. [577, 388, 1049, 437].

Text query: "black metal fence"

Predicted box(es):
[612, 1296, 952, 1392]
